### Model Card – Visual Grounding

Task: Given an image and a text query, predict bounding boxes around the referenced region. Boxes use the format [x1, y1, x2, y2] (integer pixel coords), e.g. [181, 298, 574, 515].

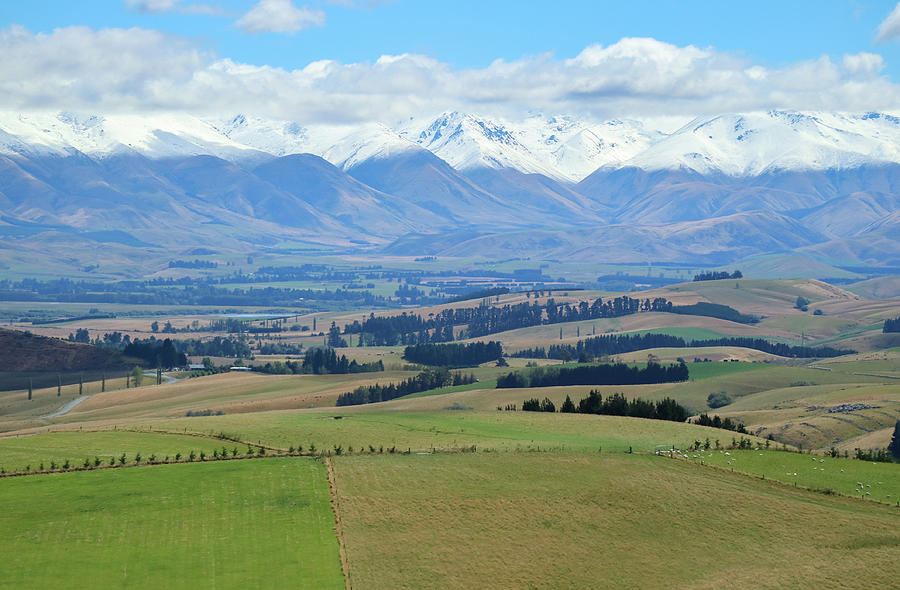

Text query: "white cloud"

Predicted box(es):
[125, 0, 221, 15]
[876, 3, 900, 43]
[236, 0, 325, 34]
[0, 27, 897, 124]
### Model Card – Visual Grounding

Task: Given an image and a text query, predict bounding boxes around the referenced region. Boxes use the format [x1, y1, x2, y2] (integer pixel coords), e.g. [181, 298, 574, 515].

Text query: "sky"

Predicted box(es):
[2, 0, 900, 125]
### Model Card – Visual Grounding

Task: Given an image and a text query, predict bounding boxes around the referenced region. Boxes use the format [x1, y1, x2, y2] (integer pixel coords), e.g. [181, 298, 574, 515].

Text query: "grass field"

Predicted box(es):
[0, 458, 344, 590]
[678, 448, 900, 502]
[0, 430, 240, 473]
[144, 409, 766, 455]
[1, 276, 898, 588]
[333, 451, 900, 589]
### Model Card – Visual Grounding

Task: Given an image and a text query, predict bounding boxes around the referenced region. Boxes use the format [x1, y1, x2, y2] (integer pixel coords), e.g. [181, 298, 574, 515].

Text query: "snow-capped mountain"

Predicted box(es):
[0, 111, 264, 162]
[1, 108, 899, 269]
[5, 109, 900, 182]
[627, 111, 900, 176]
[399, 111, 661, 182]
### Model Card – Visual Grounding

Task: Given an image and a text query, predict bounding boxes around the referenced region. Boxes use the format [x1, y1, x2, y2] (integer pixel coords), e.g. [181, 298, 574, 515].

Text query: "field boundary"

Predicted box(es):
[325, 456, 352, 590]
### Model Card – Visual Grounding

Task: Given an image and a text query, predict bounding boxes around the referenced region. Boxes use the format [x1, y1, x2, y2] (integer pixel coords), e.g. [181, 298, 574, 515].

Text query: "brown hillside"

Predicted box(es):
[0, 328, 130, 372]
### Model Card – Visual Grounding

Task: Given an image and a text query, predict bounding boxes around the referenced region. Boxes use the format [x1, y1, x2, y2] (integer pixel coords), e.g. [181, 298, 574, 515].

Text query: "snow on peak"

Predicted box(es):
[625, 110, 900, 175]
[0, 111, 264, 160]
[2, 109, 900, 180]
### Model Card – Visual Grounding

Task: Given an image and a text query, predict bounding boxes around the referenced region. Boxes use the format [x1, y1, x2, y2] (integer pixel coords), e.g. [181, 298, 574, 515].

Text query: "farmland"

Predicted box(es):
[334, 452, 900, 589]
[0, 458, 344, 590]
[0, 276, 898, 588]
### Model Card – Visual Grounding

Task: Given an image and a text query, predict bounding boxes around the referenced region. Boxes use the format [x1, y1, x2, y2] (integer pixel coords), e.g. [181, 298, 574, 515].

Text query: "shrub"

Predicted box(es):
[707, 391, 733, 408]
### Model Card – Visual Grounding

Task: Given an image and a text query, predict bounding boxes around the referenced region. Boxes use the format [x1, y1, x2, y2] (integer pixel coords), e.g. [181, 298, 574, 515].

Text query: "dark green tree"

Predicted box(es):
[889, 421, 900, 461]
[560, 395, 576, 413]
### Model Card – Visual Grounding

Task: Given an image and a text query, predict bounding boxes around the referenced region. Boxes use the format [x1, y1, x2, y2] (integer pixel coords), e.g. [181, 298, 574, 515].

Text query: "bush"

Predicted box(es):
[707, 391, 733, 408]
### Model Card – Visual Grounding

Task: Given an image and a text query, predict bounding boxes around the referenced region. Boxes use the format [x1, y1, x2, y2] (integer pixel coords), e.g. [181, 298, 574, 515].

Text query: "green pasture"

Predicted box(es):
[333, 451, 900, 590]
[0, 458, 343, 590]
[145, 409, 765, 455]
[679, 448, 900, 503]
[628, 326, 729, 340]
[0, 430, 237, 474]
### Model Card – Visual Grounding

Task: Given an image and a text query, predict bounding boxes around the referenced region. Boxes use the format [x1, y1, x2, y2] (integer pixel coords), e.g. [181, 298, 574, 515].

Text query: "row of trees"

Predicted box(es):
[496, 361, 690, 388]
[336, 368, 476, 406]
[341, 295, 676, 346]
[256, 347, 383, 375]
[510, 332, 853, 360]
[694, 270, 742, 281]
[339, 294, 764, 348]
[884, 317, 900, 333]
[692, 413, 748, 434]
[522, 391, 690, 422]
[402, 341, 503, 368]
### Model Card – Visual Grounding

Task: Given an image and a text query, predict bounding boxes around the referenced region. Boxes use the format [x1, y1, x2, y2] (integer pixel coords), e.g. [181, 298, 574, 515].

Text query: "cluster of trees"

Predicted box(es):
[496, 361, 689, 388]
[693, 270, 742, 281]
[692, 413, 748, 434]
[168, 259, 217, 269]
[256, 347, 383, 375]
[327, 322, 347, 347]
[0, 278, 391, 309]
[855, 448, 897, 463]
[522, 390, 690, 422]
[257, 341, 304, 355]
[93, 330, 253, 360]
[402, 341, 503, 368]
[884, 317, 900, 333]
[122, 338, 186, 368]
[707, 391, 733, 408]
[510, 333, 853, 360]
[521, 397, 558, 412]
[447, 287, 510, 303]
[336, 368, 476, 407]
[343, 295, 677, 346]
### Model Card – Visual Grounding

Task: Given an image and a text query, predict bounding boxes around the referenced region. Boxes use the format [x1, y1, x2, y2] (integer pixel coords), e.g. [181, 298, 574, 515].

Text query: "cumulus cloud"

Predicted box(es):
[236, 0, 325, 34]
[0, 27, 897, 123]
[125, 0, 221, 15]
[876, 3, 900, 43]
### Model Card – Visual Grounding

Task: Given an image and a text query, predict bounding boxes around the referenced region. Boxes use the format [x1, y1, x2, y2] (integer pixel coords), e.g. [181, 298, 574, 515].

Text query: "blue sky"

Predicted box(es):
[1, 1, 900, 123]
[3, 1, 899, 75]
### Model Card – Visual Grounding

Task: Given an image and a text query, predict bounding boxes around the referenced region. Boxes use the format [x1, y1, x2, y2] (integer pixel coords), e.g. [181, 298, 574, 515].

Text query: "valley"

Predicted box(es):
[1, 272, 898, 588]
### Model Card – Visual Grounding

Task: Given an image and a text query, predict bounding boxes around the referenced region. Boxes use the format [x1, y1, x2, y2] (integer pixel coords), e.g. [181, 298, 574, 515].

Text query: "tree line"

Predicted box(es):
[496, 361, 689, 388]
[691, 413, 748, 434]
[522, 390, 689, 422]
[255, 346, 383, 375]
[341, 295, 755, 346]
[336, 368, 476, 406]
[694, 270, 743, 281]
[403, 341, 503, 368]
[885, 317, 900, 333]
[510, 332, 853, 360]
[122, 338, 186, 368]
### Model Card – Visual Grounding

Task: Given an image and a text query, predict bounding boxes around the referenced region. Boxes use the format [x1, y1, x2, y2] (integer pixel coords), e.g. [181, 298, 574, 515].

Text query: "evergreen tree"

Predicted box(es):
[889, 421, 900, 461]
[57, 374, 61, 397]
[27, 379, 33, 401]
[560, 395, 576, 413]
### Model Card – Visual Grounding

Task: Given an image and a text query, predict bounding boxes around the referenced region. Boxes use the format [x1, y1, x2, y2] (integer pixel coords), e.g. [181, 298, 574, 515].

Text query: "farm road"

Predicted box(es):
[41, 372, 181, 419]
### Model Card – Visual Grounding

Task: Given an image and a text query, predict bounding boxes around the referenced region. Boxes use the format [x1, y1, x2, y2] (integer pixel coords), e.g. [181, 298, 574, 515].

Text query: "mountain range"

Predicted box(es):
[0, 109, 898, 271]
